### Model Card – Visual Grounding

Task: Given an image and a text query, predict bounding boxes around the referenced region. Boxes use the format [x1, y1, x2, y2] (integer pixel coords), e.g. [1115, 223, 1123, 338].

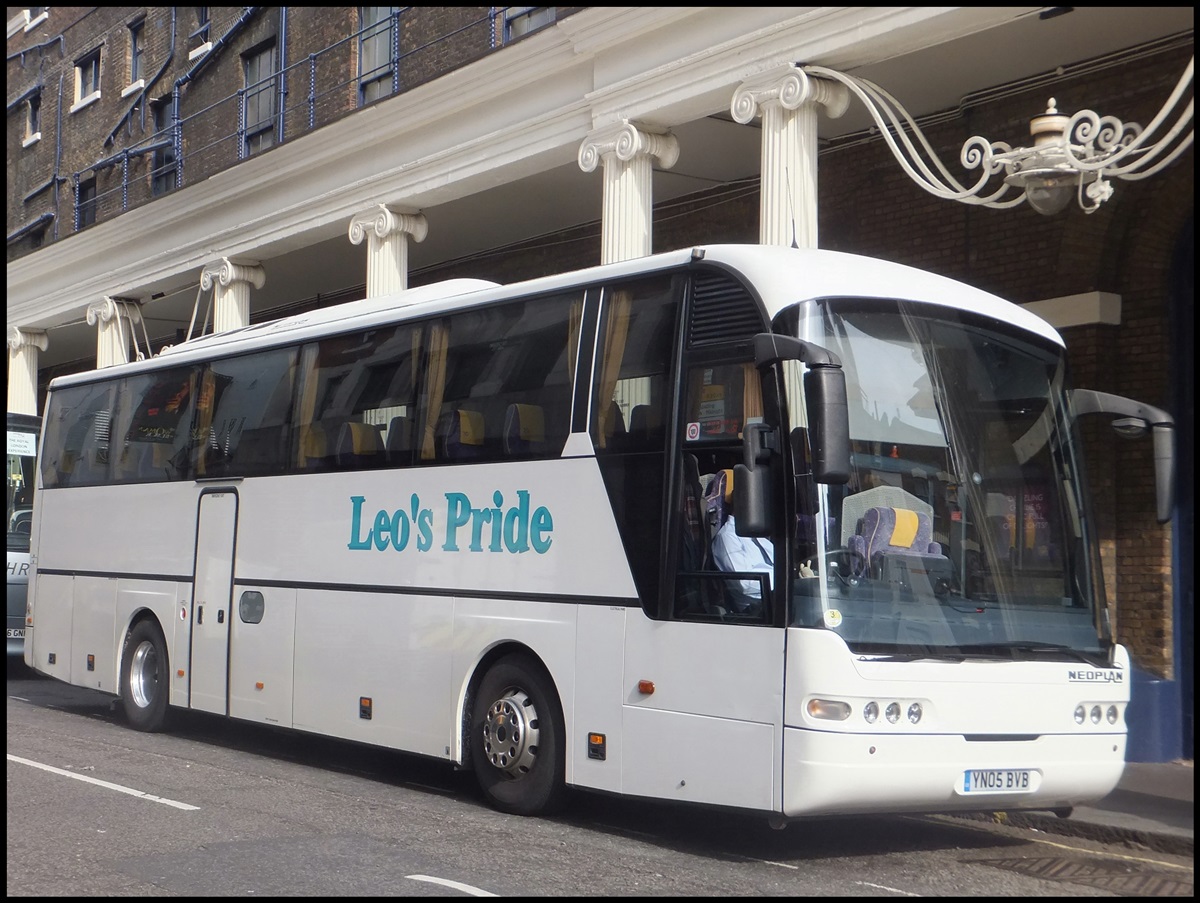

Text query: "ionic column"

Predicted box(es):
[579, 120, 679, 264]
[86, 298, 142, 368]
[731, 67, 849, 249]
[200, 258, 266, 333]
[348, 205, 428, 297]
[7, 327, 48, 415]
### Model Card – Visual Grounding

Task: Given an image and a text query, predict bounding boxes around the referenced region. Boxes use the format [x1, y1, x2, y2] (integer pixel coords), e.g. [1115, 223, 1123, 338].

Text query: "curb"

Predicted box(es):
[949, 810, 1193, 858]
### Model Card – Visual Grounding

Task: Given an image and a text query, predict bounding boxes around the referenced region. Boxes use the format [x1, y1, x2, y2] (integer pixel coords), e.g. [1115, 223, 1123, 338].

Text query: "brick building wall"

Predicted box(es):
[6, 6, 502, 261]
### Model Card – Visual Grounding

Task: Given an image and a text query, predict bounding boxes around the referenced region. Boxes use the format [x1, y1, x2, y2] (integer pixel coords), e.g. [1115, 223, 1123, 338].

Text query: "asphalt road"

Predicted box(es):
[7, 659, 1193, 897]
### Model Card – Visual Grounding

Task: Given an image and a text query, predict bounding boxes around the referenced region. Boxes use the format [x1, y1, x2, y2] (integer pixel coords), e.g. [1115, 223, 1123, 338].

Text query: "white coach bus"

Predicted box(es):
[25, 244, 1174, 821]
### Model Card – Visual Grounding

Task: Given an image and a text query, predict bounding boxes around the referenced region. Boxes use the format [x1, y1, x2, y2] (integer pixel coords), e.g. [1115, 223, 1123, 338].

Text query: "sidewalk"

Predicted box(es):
[991, 760, 1193, 856]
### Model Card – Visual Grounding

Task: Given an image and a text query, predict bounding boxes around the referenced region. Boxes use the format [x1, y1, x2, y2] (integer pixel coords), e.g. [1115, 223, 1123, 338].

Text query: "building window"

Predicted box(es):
[78, 176, 98, 228]
[129, 20, 145, 82]
[151, 100, 178, 196]
[359, 7, 398, 105]
[243, 42, 278, 156]
[26, 91, 41, 141]
[193, 7, 210, 42]
[75, 48, 102, 106]
[23, 7, 48, 31]
[189, 7, 211, 58]
[504, 7, 556, 43]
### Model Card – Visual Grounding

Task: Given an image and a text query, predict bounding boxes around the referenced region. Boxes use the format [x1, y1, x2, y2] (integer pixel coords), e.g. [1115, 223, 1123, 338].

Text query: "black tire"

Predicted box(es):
[470, 654, 566, 816]
[120, 620, 171, 732]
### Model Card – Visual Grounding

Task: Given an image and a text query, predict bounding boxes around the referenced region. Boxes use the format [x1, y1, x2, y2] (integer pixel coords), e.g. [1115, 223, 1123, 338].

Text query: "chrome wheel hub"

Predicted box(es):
[481, 688, 540, 777]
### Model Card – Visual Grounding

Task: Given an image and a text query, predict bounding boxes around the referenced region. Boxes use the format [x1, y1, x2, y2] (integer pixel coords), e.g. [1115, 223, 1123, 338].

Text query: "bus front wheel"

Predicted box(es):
[120, 620, 171, 732]
[470, 654, 566, 816]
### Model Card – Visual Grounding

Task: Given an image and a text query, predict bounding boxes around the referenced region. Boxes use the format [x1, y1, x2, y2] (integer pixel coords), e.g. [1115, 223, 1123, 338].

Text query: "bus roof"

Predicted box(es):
[48, 244, 1062, 389]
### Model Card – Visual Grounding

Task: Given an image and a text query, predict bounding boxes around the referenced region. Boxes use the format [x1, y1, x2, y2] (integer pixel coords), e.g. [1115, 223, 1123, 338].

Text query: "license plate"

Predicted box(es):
[6, 628, 25, 639]
[960, 768, 1037, 794]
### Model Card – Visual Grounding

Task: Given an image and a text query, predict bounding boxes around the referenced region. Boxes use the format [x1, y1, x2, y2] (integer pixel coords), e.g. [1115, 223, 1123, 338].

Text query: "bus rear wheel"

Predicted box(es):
[470, 654, 566, 816]
[120, 620, 171, 732]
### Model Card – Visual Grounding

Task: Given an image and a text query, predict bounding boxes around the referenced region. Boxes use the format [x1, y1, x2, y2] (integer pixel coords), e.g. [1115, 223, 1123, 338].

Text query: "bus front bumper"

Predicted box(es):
[782, 726, 1125, 818]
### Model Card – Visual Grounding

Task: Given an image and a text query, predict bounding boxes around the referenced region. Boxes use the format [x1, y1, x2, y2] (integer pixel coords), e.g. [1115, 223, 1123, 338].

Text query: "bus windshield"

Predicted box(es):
[7, 416, 39, 554]
[786, 299, 1108, 662]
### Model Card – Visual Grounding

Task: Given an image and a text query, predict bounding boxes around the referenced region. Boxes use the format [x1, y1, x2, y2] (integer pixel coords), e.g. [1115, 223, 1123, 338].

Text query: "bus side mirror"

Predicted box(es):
[1070, 388, 1175, 524]
[752, 333, 851, 485]
[735, 425, 774, 536]
[804, 366, 850, 485]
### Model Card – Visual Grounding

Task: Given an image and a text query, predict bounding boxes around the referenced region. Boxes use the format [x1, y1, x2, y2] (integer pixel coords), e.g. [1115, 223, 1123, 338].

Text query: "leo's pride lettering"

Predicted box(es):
[348, 490, 553, 555]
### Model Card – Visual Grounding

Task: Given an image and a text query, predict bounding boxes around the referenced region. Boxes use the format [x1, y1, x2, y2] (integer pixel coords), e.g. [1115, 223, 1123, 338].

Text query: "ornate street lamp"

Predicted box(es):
[804, 56, 1193, 215]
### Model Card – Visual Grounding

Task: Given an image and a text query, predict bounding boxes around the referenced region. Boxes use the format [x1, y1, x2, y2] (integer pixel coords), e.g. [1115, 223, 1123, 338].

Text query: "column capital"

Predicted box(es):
[86, 297, 143, 327]
[578, 120, 679, 173]
[731, 65, 849, 123]
[348, 205, 428, 246]
[201, 258, 266, 292]
[7, 326, 49, 353]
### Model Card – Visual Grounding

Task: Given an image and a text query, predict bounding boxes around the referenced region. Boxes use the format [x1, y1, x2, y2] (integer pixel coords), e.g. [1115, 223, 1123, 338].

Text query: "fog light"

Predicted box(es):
[807, 698, 852, 721]
[907, 702, 922, 724]
[1106, 705, 1118, 724]
[1090, 705, 1102, 724]
[1074, 704, 1086, 724]
[863, 701, 879, 724]
[885, 702, 901, 724]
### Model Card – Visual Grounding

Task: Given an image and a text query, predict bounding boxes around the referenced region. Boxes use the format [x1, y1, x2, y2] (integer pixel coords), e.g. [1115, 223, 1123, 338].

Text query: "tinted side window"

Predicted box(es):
[590, 277, 679, 453]
[110, 366, 200, 483]
[292, 324, 420, 472]
[41, 382, 116, 488]
[588, 276, 681, 615]
[421, 292, 580, 464]
[197, 347, 297, 478]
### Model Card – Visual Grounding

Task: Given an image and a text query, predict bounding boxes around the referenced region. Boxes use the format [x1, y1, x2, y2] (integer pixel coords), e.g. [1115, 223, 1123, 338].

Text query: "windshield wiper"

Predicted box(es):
[958, 641, 1109, 667]
[856, 652, 965, 663]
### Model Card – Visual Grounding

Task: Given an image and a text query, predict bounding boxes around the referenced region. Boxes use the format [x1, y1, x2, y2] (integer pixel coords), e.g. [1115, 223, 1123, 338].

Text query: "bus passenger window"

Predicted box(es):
[110, 366, 200, 483]
[591, 276, 678, 455]
[200, 346, 296, 478]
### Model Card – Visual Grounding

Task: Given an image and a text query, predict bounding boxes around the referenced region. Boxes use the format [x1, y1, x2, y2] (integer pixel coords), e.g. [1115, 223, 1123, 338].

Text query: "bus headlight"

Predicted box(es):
[907, 703, 922, 724]
[1074, 704, 1086, 724]
[807, 698, 852, 721]
[1106, 705, 1119, 724]
[885, 702, 901, 724]
[863, 701, 879, 724]
[1090, 705, 1102, 724]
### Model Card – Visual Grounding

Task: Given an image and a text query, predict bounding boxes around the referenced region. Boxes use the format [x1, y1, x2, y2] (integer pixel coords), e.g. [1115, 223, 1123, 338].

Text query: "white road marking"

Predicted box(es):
[855, 880, 921, 896]
[7, 754, 201, 811]
[406, 874, 498, 896]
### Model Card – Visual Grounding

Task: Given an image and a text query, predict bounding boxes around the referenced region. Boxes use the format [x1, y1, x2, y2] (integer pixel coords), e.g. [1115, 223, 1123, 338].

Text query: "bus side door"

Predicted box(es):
[189, 489, 238, 714]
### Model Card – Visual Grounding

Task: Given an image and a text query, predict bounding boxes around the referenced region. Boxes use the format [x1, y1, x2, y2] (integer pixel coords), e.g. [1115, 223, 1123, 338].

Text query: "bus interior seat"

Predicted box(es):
[603, 400, 626, 445]
[231, 426, 285, 475]
[336, 421, 384, 469]
[436, 408, 485, 460]
[628, 403, 663, 445]
[386, 414, 416, 465]
[675, 452, 723, 618]
[704, 468, 734, 534]
[681, 453, 707, 571]
[503, 403, 546, 456]
[840, 484, 933, 547]
[847, 506, 948, 582]
[299, 423, 328, 470]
